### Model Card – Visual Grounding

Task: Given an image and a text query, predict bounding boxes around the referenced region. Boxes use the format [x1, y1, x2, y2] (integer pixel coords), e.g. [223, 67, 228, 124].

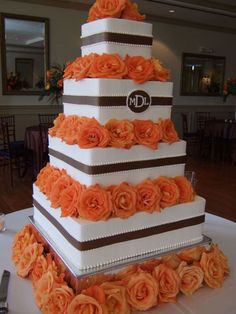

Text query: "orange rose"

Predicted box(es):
[125, 55, 154, 84]
[67, 294, 104, 314]
[178, 246, 205, 263]
[79, 185, 112, 221]
[50, 174, 73, 208]
[41, 284, 74, 314]
[12, 225, 38, 265]
[77, 118, 110, 148]
[87, 0, 126, 22]
[35, 164, 55, 192]
[139, 259, 162, 273]
[174, 176, 194, 203]
[105, 119, 134, 149]
[133, 120, 162, 149]
[116, 264, 139, 281]
[34, 270, 65, 308]
[57, 115, 81, 145]
[152, 58, 170, 82]
[60, 181, 85, 217]
[73, 54, 98, 81]
[136, 179, 161, 212]
[64, 61, 75, 79]
[30, 254, 58, 287]
[159, 119, 179, 144]
[153, 264, 180, 303]
[177, 261, 204, 295]
[89, 53, 127, 79]
[126, 271, 158, 310]
[101, 281, 130, 314]
[16, 242, 44, 278]
[111, 182, 137, 218]
[155, 176, 179, 208]
[49, 113, 65, 137]
[122, 0, 145, 20]
[162, 254, 181, 270]
[209, 244, 229, 275]
[44, 167, 63, 198]
[200, 250, 225, 288]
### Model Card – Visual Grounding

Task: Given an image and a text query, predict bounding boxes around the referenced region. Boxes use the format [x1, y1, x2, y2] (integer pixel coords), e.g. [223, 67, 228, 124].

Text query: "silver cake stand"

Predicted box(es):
[29, 216, 212, 281]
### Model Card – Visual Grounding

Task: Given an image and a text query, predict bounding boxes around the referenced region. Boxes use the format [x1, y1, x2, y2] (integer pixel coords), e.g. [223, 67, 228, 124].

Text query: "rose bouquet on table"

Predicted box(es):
[223, 77, 236, 102]
[12, 224, 229, 313]
[39, 64, 64, 104]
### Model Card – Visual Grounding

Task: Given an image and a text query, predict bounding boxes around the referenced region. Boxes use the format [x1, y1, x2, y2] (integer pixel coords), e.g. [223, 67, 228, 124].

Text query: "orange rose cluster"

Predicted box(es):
[35, 164, 195, 221]
[49, 114, 179, 150]
[12, 225, 229, 313]
[88, 0, 145, 22]
[64, 53, 170, 84]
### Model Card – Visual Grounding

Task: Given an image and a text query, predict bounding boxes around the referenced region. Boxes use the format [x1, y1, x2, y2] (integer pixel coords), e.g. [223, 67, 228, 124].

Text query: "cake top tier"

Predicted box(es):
[87, 0, 145, 23]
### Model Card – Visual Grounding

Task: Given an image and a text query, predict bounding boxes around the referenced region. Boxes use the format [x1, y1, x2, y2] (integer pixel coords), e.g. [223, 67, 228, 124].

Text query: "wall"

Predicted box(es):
[0, 0, 236, 137]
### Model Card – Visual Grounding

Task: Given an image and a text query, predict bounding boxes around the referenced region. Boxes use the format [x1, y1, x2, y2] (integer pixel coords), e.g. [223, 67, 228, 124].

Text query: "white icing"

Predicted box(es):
[63, 104, 172, 123]
[49, 136, 186, 166]
[81, 18, 153, 38]
[81, 42, 152, 58]
[34, 208, 203, 270]
[33, 185, 205, 242]
[63, 78, 173, 97]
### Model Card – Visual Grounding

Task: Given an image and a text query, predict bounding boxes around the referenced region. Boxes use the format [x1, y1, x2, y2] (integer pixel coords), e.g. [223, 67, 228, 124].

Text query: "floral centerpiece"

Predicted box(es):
[39, 64, 64, 104]
[223, 77, 236, 102]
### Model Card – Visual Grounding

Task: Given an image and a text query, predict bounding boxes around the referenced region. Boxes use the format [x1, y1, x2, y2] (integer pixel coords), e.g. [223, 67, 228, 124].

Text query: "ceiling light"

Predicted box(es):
[169, 9, 175, 13]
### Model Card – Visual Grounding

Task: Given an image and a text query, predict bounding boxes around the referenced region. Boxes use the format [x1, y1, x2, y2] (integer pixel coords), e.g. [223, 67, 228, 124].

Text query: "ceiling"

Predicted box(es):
[9, 0, 236, 34]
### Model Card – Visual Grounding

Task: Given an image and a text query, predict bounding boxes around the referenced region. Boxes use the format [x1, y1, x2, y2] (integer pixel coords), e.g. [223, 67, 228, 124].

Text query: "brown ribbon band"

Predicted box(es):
[49, 148, 187, 175]
[33, 198, 205, 251]
[63, 95, 172, 107]
[81, 32, 153, 46]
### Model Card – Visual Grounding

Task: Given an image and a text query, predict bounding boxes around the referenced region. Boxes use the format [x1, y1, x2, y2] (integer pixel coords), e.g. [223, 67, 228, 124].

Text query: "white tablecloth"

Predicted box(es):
[0, 209, 236, 314]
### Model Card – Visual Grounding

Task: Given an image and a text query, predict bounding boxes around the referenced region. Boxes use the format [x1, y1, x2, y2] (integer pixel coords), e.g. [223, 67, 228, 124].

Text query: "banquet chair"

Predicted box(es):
[38, 113, 57, 125]
[0, 122, 25, 187]
[195, 112, 214, 158]
[38, 115, 56, 170]
[181, 114, 199, 155]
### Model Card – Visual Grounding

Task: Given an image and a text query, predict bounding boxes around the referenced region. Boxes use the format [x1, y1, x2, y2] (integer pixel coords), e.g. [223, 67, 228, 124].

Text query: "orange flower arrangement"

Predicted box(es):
[49, 116, 179, 150]
[11, 224, 229, 313]
[125, 55, 154, 84]
[133, 119, 163, 149]
[174, 176, 195, 203]
[35, 164, 196, 221]
[155, 176, 180, 208]
[63, 53, 170, 84]
[87, 0, 144, 22]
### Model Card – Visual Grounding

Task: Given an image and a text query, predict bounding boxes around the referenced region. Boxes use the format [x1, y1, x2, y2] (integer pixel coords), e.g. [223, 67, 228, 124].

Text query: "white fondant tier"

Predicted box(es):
[81, 18, 153, 38]
[48, 137, 186, 185]
[63, 78, 173, 97]
[63, 103, 172, 123]
[49, 136, 186, 166]
[33, 187, 205, 270]
[81, 42, 152, 58]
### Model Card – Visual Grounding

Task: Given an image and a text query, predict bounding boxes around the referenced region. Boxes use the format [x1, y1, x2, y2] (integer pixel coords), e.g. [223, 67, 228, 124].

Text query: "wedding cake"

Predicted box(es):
[32, 1, 206, 271]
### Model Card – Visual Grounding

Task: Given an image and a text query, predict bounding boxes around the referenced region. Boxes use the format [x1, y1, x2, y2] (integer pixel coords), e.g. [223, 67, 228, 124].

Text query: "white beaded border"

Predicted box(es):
[81, 41, 152, 48]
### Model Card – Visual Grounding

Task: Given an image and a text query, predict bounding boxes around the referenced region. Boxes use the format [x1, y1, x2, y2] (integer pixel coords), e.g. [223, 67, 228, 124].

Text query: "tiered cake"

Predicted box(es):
[32, 8, 206, 272]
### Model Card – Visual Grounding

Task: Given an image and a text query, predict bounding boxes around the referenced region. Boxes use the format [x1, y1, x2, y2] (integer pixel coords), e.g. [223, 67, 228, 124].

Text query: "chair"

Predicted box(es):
[38, 114, 57, 170]
[0, 121, 25, 187]
[181, 114, 199, 155]
[38, 113, 57, 125]
[195, 112, 212, 132]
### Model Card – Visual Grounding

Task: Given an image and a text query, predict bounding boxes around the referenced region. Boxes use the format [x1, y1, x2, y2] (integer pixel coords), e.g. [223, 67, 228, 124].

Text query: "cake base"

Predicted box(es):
[29, 215, 211, 280]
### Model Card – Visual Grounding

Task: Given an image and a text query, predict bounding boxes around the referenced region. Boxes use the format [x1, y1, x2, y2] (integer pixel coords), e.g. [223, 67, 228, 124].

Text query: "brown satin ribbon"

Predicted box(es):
[49, 148, 187, 175]
[81, 32, 153, 46]
[63, 95, 172, 107]
[33, 198, 205, 251]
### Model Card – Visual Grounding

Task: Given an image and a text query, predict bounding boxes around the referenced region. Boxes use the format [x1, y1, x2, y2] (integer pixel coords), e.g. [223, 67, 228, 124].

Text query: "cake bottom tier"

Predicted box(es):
[33, 188, 205, 271]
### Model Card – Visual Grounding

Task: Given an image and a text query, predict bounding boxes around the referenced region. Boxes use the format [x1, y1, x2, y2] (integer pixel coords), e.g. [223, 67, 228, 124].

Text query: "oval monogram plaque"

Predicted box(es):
[126, 90, 152, 113]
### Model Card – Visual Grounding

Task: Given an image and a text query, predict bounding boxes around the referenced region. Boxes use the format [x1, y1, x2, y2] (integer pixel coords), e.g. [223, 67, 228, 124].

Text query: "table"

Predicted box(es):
[0, 209, 236, 314]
